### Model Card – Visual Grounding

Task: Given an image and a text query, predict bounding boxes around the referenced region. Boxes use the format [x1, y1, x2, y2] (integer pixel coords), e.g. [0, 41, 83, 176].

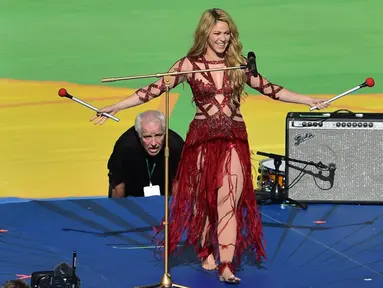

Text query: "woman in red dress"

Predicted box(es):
[91, 8, 329, 284]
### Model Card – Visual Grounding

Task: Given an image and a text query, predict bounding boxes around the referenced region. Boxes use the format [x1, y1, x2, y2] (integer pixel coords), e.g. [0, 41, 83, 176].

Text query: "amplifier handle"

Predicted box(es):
[333, 109, 355, 115]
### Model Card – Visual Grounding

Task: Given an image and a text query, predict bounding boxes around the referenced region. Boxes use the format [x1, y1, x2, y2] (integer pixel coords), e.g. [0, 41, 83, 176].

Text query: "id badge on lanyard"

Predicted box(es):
[143, 159, 160, 197]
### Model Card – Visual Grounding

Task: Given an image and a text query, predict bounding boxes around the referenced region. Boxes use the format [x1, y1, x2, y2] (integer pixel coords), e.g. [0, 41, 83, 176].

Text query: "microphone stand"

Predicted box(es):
[101, 61, 252, 288]
[256, 151, 327, 210]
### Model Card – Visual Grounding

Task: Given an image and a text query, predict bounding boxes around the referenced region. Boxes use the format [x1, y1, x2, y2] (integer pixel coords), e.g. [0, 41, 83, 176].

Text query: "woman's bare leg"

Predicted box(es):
[196, 148, 217, 270]
[217, 147, 243, 282]
[200, 218, 217, 270]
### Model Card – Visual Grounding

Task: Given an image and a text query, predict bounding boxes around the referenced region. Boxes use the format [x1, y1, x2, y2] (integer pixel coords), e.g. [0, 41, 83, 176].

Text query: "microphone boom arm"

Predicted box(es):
[256, 151, 326, 169]
[101, 65, 248, 83]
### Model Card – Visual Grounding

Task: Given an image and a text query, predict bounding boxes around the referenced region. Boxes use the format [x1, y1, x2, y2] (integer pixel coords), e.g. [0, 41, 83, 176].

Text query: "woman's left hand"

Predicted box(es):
[308, 98, 330, 110]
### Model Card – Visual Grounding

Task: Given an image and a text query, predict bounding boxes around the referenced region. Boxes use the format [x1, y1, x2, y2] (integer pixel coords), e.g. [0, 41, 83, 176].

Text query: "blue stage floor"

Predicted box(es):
[0, 197, 382, 287]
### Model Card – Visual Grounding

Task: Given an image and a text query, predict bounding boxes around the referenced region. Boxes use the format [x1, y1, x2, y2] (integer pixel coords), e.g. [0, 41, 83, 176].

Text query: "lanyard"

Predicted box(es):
[146, 158, 156, 186]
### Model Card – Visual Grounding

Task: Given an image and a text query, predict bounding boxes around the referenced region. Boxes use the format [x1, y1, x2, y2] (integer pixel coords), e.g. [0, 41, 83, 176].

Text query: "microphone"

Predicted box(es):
[247, 51, 258, 77]
[72, 251, 77, 276]
[328, 163, 336, 188]
[316, 162, 336, 190]
[58, 88, 120, 122]
[316, 161, 328, 169]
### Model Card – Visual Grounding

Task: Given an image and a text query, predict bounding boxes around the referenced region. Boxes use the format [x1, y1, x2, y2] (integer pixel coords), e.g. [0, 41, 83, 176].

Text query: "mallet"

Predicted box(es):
[58, 88, 120, 122]
[310, 77, 375, 111]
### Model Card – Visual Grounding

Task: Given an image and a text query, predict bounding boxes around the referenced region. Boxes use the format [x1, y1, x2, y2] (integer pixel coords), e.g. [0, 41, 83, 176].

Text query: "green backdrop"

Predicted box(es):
[1, 0, 382, 137]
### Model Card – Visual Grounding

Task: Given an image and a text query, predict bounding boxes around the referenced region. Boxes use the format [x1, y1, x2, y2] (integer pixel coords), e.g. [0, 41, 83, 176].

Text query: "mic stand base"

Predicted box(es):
[134, 273, 188, 288]
[256, 157, 308, 210]
[257, 190, 308, 210]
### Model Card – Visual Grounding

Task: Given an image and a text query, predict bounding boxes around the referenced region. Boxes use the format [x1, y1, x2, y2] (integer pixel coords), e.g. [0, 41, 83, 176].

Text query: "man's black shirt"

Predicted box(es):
[107, 126, 184, 197]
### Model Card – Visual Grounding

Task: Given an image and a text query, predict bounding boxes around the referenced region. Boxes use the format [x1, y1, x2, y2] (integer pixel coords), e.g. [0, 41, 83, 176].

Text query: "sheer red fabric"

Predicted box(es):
[145, 55, 283, 265]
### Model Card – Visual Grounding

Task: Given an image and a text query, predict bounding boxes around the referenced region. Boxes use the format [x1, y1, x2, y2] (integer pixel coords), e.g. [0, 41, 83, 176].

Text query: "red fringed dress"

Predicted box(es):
[135, 55, 283, 264]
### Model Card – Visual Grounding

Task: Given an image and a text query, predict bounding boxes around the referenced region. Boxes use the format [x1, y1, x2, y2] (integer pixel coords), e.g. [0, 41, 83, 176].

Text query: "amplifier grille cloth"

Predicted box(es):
[286, 120, 383, 203]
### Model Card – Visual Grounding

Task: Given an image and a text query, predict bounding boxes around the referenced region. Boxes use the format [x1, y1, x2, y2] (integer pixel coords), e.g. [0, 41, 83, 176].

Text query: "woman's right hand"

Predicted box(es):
[90, 104, 120, 125]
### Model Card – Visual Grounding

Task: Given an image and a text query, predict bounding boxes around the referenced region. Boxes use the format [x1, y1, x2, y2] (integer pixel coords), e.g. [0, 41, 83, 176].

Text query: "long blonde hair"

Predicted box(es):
[187, 8, 247, 105]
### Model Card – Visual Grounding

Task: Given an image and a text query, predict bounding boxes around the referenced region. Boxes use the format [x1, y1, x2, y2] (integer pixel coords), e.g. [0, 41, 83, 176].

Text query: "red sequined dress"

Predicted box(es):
[134, 55, 283, 264]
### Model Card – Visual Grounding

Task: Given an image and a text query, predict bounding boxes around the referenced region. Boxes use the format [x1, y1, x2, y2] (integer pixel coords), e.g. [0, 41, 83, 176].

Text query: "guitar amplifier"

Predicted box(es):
[285, 112, 383, 204]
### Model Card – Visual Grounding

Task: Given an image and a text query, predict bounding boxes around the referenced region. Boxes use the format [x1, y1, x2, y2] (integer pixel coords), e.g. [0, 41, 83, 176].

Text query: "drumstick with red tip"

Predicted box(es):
[58, 88, 120, 122]
[310, 77, 375, 111]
